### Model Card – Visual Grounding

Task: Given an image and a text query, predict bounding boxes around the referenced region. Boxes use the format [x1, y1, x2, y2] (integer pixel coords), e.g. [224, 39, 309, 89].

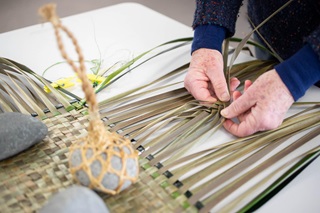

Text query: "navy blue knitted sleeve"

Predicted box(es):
[192, 0, 243, 38]
[276, 44, 320, 101]
[191, 24, 226, 54]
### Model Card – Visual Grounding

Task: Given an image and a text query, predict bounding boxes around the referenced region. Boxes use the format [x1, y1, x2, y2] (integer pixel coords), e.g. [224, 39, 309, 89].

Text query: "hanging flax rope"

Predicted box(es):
[38, 3, 139, 195]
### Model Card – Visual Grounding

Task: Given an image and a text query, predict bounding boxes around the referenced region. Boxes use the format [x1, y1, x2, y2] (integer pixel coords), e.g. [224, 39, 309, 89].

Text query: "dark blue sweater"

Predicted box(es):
[192, 0, 320, 101]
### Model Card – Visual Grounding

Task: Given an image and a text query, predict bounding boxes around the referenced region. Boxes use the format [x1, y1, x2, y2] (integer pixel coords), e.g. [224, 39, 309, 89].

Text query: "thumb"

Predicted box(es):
[220, 93, 255, 118]
[209, 70, 230, 102]
[202, 50, 230, 102]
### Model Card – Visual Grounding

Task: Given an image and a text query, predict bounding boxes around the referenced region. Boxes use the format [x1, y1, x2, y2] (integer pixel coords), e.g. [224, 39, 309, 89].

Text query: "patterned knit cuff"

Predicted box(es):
[275, 44, 320, 101]
[191, 24, 226, 54]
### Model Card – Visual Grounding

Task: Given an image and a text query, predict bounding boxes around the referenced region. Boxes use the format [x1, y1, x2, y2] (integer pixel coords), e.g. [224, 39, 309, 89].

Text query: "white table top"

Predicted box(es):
[0, 3, 319, 212]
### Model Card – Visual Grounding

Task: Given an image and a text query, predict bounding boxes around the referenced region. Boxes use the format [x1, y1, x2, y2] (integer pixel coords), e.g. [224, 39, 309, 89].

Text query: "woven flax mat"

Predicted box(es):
[0, 108, 191, 213]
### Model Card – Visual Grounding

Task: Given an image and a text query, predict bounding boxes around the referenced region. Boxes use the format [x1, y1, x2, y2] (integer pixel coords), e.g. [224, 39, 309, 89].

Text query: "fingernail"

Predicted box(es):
[221, 108, 228, 117]
[221, 92, 230, 101]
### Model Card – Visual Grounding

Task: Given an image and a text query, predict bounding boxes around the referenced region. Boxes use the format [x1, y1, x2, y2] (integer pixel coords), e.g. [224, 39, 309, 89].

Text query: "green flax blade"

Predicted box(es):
[228, 0, 293, 72]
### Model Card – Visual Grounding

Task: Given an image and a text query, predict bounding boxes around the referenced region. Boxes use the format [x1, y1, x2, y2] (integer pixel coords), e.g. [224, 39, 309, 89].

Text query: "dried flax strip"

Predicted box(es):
[139, 110, 211, 158]
[1, 57, 74, 111]
[5, 71, 50, 107]
[98, 63, 189, 108]
[6, 74, 60, 116]
[162, 116, 216, 157]
[155, 108, 223, 166]
[162, 106, 319, 211]
[0, 77, 36, 113]
[201, 126, 320, 213]
[0, 78, 40, 116]
[100, 87, 189, 118]
[134, 116, 188, 149]
[188, 135, 290, 205]
[129, 100, 201, 142]
[128, 105, 203, 152]
[0, 73, 38, 104]
[0, 92, 14, 112]
[147, 111, 211, 160]
[168, 139, 246, 191]
[105, 94, 192, 126]
[224, 146, 320, 213]
[109, 96, 194, 132]
[178, 132, 287, 198]
[231, 60, 276, 82]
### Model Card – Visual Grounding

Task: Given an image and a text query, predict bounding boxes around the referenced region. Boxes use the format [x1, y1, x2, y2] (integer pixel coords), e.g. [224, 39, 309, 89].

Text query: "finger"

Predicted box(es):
[244, 80, 252, 92]
[194, 87, 217, 102]
[230, 77, 241, 92]
[231, 91, 248, 123]
[187, 82, 217, 102]
[212, 74, 230, 101]
[232, 90, 242, 101]
[184, 75, 217, 102]
[220, 91, 255, 119]
[206, 67, 230, 102]
[223, 116, 258, 137]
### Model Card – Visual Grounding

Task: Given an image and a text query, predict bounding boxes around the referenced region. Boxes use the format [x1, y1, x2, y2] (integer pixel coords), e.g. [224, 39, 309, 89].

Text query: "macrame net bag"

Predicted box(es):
[38, 3, 139, 195]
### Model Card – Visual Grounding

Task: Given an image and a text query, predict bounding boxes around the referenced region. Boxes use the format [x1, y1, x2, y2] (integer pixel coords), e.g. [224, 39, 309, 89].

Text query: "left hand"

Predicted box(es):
[221, 69, 294, 137]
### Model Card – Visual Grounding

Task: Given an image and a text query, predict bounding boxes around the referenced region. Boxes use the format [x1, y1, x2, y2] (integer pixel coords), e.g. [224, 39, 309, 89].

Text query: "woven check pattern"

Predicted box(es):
[0, 107, 189, 213]
[0, 109, 88, 212]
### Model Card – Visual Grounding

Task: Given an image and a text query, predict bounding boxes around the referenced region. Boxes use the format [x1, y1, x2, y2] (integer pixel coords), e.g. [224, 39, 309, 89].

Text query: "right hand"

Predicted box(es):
[221, 69, 294, 137]
[184, 48, 238, 103]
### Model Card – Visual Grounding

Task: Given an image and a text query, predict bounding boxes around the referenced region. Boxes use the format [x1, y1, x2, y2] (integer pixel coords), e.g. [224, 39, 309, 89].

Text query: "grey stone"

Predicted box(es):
[101, 152, 107, 160]
[90, 159, 102, 177]
[113, 147, 120, 152]
[39, 185, 109, 213]
[86, 148, 93, 159]
[75, 170, 90, 187]
[70, 145, 138, 193]
[111, 155, 122, 171]
[126, 158, 138, 178]
[0, 112, 48, 161]
[101, 172, 119, 191]
[70, 148, 94, 167]
[123, 146, 131, 154]
[121, 180, 132, 191]
[70, 149, 82, 167]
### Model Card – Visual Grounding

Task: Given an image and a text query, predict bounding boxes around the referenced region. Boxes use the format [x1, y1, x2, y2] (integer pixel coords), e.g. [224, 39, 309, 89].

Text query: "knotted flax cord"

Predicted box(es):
[38, 3, 139, 195]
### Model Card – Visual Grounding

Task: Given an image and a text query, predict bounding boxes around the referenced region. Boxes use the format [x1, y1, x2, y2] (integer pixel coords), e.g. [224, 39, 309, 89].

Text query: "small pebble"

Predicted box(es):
[71, 145, 139, 193]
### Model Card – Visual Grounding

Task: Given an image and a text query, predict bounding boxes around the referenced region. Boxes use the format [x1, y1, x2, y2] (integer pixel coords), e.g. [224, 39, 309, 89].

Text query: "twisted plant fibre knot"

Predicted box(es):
[38, 3, 98, 120]
[38, 3, 139, 195]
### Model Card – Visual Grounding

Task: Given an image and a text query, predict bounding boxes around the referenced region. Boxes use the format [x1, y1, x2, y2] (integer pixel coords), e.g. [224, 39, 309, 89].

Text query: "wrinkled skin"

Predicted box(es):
[184, 48, 294, 137]
[184, 48, 238, 102]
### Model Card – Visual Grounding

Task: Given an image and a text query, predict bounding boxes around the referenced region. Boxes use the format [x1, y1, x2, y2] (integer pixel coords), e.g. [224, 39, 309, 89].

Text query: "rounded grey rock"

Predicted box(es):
[0, 112, 48, 161]
[39, 185, 109, 213]
[76, 170, 90, 186]
[86, 148, 93, 159]
[123, 146, 131, 154]
[70, 149, 82, 167]
[90, 159, 102, 177]
[121, 180, 132, 191]
[101, 152, 107, 160]
[111, 155, 122, 171]
[126, 158, 138, 177]
[101, 172, 119, 191]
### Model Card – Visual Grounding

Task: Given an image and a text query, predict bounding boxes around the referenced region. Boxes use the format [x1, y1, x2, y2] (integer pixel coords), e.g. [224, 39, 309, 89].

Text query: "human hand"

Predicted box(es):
[221, 69, 294, 137]
[184, 48, 239, 103]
